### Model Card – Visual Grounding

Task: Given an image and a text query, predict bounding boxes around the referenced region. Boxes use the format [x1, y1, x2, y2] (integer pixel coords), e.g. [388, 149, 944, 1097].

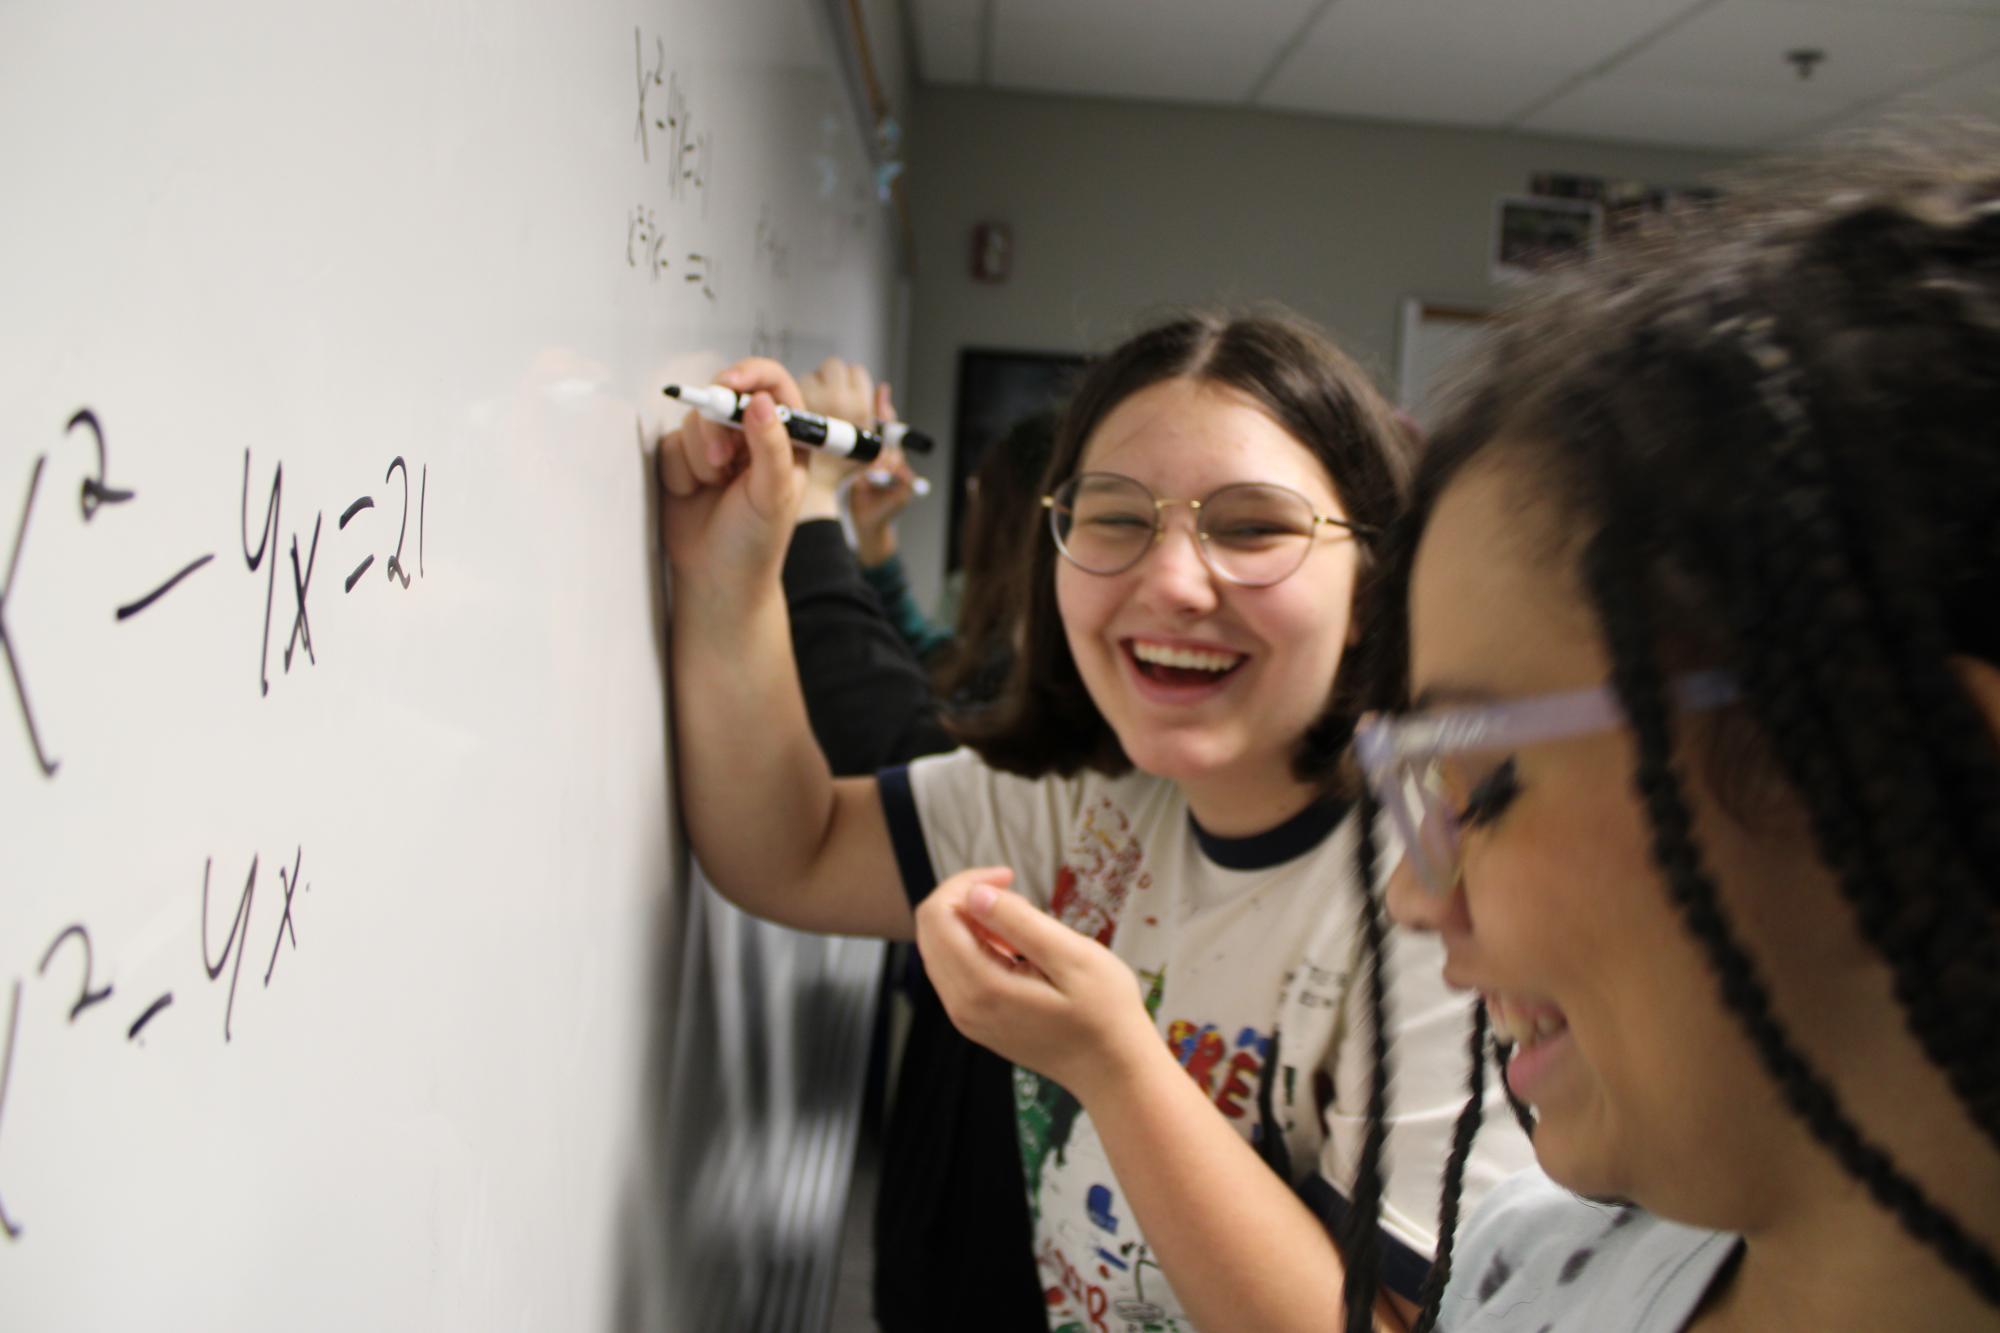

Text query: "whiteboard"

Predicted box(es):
[0, 1, 897, 1328]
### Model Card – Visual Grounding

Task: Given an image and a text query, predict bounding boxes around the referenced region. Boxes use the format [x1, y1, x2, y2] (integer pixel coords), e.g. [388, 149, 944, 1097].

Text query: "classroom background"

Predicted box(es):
[2, 1, 1995, 1330]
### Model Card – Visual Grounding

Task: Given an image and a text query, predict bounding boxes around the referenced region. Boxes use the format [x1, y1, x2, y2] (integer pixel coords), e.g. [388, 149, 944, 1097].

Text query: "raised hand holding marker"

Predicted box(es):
[863, 467, 932, 498]
[665, 383, 934, 465]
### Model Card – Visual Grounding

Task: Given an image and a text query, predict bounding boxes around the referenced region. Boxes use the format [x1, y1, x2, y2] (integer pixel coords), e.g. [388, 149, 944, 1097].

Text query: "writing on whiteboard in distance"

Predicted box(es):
[663, 383, 934, 465]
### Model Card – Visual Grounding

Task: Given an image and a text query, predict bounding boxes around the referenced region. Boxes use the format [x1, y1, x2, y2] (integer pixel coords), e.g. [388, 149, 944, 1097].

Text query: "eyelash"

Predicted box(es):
[1455, 758, 1521, 829]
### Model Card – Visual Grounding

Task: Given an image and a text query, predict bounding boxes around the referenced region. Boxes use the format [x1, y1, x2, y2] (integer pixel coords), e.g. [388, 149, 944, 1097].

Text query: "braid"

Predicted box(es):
[1393, 131, 2000, 1322]
[1664, 314, 2000, 1156]
[1410, 1000, 1491, 1333]
[1499, 1052, 1536, 1140]
[1805, 198, 2000, 892]
[1832, 192, 2000, 876]
[1582, 514, 2000, 1305]
[1813, 199, 2000, 871]
[1340, 791, 1395, 1333]
[1845, 538, 2000, 918]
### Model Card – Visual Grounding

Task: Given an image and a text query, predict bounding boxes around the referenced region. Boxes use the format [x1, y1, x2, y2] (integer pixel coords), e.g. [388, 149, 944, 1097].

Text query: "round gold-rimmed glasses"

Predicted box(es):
[1042, 471, 1373, 588]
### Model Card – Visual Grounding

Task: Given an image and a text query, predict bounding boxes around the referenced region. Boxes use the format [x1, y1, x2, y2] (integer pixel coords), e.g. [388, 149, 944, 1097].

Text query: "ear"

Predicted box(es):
[1950, 655, 2000, 746]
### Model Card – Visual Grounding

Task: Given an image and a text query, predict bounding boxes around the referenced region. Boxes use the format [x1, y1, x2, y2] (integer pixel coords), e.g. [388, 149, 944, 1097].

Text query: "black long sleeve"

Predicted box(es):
[782, 518, 955, 774]
[783, 521, 1042, 1331]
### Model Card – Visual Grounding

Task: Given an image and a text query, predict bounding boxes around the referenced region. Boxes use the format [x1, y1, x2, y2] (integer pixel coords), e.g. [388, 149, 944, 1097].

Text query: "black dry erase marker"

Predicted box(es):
[664, 383, 934, 462]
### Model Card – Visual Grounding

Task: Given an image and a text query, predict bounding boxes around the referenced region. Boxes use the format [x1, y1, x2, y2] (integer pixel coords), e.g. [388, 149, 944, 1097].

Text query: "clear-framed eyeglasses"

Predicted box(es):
[1042, 471, 1374, 588]
[1353, 671, 1740, 895]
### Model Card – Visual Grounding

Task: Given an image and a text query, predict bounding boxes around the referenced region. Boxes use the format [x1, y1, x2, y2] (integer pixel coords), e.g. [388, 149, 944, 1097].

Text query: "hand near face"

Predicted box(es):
[914, 867, 1159, 1099]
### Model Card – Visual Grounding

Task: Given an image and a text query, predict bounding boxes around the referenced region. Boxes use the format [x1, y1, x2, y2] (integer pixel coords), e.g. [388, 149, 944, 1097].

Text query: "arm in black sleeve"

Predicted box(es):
[782, 519, 957, 774]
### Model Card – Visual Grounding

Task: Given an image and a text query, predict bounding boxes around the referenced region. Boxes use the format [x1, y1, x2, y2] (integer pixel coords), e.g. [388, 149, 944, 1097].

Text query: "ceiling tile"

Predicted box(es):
[1897, 50, 2000, 114]
[911, 0, 1998, 157]
[1618, 0, 2000, 103]
[1258, 0, 1704, 126]
[1775, 0, 2000, 11]
[989, 0, 1325, 105]
[1521, 72, 1841, 148]
[914, 0, 987, 85]
[1796, 51, 2000, 140]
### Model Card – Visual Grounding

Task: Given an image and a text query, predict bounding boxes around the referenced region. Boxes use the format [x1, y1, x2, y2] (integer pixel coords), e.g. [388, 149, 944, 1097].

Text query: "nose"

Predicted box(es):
[1133, 511, 1220, 614]
[1386, 852, 1476, 942]
[1384, 853, 1443, 932]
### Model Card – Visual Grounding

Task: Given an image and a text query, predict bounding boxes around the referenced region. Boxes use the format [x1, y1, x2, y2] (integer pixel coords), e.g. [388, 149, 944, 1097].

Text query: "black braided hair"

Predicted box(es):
[1373, 125, 2000, 1314]
[1339, 789, 1396, 1333]
[1718, 312, 2000, 1153]
[1409, 1000, 1492, 1333]
[1497, 1047, 1536, 1140]
[1565, 297, 2000, 1156]
[1581, 445, 2000, 1303]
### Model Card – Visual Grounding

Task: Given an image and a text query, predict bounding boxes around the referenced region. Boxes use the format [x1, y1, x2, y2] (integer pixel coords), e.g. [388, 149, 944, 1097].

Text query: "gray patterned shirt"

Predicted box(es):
[1439, 1169, 1741, 1333]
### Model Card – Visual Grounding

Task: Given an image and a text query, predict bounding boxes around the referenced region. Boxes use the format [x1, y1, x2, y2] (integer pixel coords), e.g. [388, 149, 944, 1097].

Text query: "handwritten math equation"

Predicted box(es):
[753, 203, 790, 283]
[0, 844, 316, 1243]
[626, 205, 719, 299]
[627, 28, 721, 302]
[633, 30, 714, 202]
[748, 311, 796, 366]
[1, 408, 430, 781]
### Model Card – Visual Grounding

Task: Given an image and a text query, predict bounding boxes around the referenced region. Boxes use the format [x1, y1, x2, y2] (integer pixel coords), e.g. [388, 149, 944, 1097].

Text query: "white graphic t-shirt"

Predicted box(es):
[880, 750, 1534, 1332]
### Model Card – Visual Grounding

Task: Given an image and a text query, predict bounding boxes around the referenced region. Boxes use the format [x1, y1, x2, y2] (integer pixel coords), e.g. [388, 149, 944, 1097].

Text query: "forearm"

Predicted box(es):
[917, 881, 1412, 1327]
[1080, 1041, 1406, 1333]
[670, 577, 838, 911]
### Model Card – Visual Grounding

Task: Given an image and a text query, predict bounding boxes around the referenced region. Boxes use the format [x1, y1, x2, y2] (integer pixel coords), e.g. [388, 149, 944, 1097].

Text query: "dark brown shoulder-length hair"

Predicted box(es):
[930, 408, 1060, 708]
[952, 307, 1415, 787]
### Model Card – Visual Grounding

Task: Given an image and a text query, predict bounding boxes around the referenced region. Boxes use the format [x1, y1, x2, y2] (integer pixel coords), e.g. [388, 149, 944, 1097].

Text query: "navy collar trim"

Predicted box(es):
[1189, 796, 1350, 871]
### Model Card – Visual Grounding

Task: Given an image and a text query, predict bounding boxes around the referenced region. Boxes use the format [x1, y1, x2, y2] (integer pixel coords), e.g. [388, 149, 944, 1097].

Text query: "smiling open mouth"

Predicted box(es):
[1488, 992, 1570, 1051]
[1487, 993, 1574, 1102]
[1128, 639, 1246, 687]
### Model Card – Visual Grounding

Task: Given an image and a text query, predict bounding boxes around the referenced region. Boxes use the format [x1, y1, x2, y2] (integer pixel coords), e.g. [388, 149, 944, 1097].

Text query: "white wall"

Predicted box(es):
[893, 86, 1740, 609]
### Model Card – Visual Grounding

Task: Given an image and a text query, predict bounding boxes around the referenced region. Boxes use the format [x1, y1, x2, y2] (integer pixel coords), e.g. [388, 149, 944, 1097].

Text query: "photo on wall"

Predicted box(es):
[1491, 194, 1602, 282]
[1527, 170, 1724, 240]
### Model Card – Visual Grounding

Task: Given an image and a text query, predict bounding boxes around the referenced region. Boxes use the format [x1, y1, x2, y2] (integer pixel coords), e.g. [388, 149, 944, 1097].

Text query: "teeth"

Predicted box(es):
[1132, 641, 1243, 673]
[1487, 994, 1567, 1051]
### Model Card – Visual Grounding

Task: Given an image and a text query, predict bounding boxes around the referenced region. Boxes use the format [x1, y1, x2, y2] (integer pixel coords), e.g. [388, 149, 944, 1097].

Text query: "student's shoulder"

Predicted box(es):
[1439, 1170, 1739, 1333]
[904, 748, 1170, 814]
[894, 755, 1181, 903]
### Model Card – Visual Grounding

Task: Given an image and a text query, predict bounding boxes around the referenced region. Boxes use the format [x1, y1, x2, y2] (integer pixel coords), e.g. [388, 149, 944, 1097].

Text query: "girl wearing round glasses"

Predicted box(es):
[1339, 132, 2000, 1332]
[659, 311, 1532, 1330]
